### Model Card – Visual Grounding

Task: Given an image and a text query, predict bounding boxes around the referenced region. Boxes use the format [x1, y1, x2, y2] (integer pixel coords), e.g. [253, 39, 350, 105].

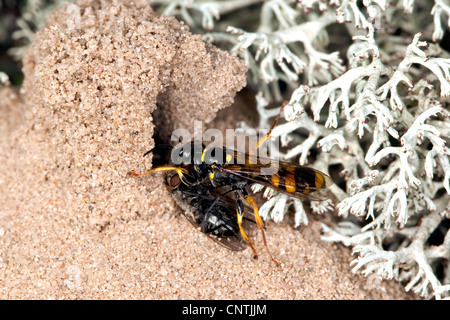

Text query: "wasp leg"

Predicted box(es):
[234, 189, 278, 265]
[245, 194, 279, 266]
[130, 166, 188, 180]
[236, 208, 258, 259]
[249, 100, 288, 156]
[202, 188, 234, 214]
[234, 192, 259, 260]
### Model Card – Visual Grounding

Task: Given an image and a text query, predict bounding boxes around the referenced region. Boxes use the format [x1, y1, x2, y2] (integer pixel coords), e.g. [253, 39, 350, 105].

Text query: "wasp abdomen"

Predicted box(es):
[281, 166, 325, 195]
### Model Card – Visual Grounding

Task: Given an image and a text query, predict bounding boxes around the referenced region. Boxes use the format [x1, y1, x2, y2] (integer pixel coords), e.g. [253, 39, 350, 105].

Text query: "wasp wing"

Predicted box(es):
[217, 152, 333, 201]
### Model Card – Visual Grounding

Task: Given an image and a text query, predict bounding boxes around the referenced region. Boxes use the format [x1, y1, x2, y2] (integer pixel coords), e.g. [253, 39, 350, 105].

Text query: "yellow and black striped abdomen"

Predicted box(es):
[216, 151, 332, 201]
[274, 166, 328, 196]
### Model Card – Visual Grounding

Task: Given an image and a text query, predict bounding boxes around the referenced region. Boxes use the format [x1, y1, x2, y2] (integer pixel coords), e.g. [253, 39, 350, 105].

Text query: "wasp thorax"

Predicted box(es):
[171, 140, 204, 165]
[202, 147, 229, 165]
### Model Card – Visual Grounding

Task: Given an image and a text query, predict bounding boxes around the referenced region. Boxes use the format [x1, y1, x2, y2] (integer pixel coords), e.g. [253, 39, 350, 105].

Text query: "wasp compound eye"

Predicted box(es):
[166, 173, 181, 190]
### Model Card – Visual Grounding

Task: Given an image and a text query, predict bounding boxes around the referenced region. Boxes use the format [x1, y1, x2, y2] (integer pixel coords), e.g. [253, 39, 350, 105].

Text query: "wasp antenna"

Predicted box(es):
[143, 144, 173, 157]
[249, 100, 288, 156]
[143, 150, 152, 157]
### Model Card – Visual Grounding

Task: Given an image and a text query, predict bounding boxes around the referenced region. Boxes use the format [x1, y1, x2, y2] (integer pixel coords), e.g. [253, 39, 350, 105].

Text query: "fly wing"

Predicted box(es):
[181, 205, 248, 251]
[170, 184, 250, 251]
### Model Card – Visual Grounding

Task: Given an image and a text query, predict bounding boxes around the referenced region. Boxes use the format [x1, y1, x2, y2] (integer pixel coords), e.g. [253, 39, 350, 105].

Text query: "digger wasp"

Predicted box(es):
[131, 102, 333, 265]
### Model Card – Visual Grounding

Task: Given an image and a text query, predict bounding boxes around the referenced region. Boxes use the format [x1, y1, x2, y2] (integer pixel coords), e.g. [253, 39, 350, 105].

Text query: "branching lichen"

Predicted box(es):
[432, 0, 450, 42]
